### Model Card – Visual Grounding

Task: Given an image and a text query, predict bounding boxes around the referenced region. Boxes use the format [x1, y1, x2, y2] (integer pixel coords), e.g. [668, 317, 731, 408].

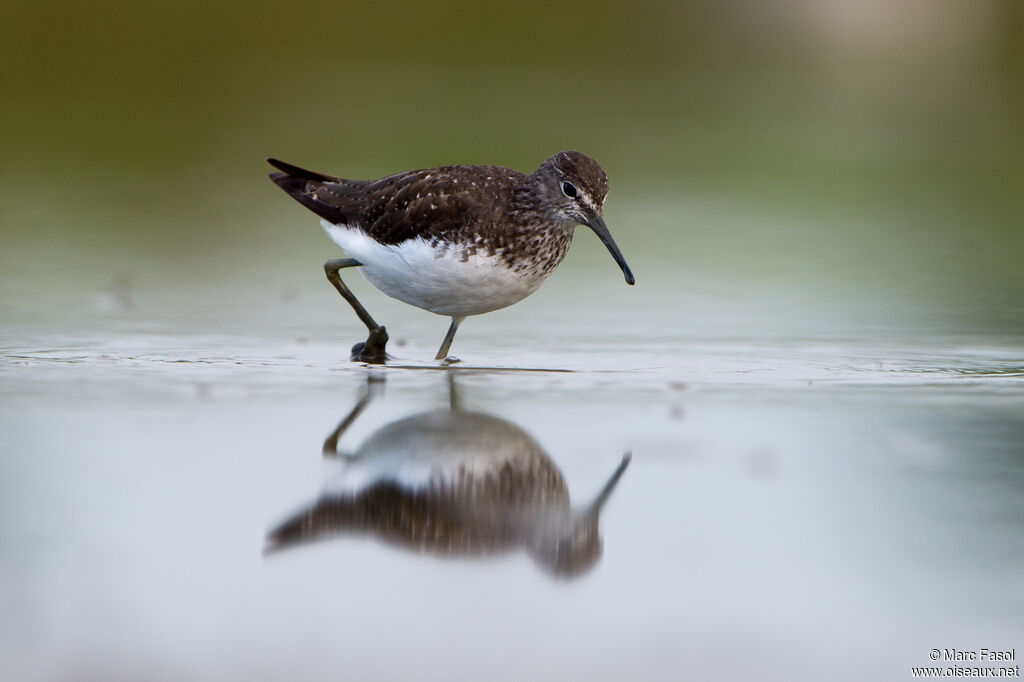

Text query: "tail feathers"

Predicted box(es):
[267, 158, 350, 225]
[266, 157, 338, 182]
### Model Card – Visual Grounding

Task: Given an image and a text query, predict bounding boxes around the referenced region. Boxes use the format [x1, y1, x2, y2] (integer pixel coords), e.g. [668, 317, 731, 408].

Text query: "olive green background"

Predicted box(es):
[2, 1, 1022, 336]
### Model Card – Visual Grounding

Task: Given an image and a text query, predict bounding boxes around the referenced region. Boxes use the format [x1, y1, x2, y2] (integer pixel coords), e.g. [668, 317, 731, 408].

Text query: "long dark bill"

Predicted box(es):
[585, 214, 635, 285]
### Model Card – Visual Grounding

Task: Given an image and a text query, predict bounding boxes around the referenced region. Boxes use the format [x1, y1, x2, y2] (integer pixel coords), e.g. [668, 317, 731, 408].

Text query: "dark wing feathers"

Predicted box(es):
[363, 171, 490, 245]
[267, 158, 527, 246]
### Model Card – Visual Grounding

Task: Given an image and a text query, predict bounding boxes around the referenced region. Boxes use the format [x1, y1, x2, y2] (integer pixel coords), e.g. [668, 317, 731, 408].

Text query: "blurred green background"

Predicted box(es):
[2, 0, 1022, 339]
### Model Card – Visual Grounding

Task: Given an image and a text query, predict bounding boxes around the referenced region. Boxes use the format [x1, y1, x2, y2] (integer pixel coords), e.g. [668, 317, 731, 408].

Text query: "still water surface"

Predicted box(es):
[1, 325, 1021, 680]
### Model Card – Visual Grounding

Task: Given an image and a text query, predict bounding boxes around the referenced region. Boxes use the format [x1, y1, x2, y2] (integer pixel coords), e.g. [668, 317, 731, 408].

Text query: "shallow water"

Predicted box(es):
[2, 325, 1022, 681]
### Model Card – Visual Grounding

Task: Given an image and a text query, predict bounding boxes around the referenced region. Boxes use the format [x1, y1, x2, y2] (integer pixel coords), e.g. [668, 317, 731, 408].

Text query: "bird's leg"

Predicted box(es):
[324, 258, 389, 363]
[434, 316, 465, 362]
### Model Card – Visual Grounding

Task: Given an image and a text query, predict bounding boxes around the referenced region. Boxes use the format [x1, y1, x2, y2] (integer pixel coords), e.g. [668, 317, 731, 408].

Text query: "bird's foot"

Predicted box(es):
[441, 355, 461, 365]
[350, 326, 389, 364]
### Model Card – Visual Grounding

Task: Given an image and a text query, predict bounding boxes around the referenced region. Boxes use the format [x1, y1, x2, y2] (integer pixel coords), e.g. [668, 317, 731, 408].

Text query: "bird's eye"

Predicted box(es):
[561, 181, 578, 199]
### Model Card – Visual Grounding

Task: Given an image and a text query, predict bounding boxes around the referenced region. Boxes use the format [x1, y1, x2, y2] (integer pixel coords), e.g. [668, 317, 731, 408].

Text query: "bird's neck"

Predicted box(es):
[487, 178, 575, 277]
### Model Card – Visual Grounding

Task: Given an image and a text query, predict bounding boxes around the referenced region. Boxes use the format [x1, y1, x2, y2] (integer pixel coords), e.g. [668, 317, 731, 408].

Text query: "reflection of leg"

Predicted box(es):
[322, 378, 382, 456]
[434, 316, 465, 361]
[324, 258, 389, 363]
[446, 368, 461, 411]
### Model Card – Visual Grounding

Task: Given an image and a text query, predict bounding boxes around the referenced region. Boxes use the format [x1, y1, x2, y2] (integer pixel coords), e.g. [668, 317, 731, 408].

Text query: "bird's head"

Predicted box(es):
[533, 151, 634, 285]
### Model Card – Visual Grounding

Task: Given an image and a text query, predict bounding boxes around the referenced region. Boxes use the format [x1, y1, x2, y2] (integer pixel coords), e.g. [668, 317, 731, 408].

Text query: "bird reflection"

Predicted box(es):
[266, 373, 630, 578]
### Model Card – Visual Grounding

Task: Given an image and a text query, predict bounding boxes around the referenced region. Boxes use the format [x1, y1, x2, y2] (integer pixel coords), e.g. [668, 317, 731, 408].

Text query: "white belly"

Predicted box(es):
[321, 220, 544, 317]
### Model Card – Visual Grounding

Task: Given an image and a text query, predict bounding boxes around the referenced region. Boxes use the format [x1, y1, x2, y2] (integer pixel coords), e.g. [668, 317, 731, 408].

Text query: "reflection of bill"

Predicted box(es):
[265, 376, 630, 578]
